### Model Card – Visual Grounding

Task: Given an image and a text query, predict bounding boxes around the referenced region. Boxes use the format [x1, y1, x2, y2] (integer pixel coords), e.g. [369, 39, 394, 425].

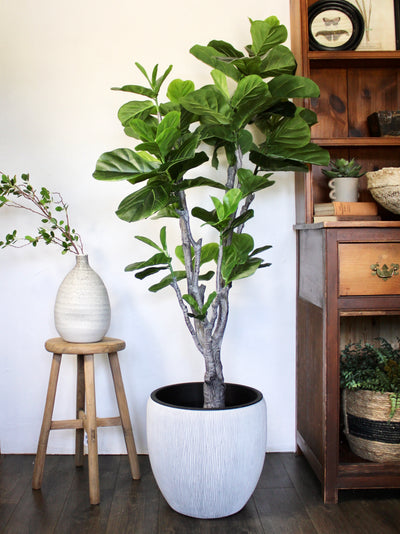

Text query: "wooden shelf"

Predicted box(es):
[313, 138, 400, 147]
[308, 50, 400, 68]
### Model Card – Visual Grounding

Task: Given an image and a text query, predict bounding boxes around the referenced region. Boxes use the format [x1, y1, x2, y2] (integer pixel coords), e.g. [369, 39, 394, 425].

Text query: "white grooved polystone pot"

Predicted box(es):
[54, 254, 111, 343]
[146, 382, 267, 519]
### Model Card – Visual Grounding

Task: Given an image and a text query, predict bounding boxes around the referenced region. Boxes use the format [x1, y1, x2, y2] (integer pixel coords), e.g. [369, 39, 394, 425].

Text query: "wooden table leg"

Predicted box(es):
[75, 354, 85, 467]
[108, 352, 141, 480]
[32, 353, 62, 490]
[84, 354, 100, 505]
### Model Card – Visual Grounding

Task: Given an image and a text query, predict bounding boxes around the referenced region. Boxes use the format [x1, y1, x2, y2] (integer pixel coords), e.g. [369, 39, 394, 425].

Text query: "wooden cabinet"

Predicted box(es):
[290, 0, 400, 502]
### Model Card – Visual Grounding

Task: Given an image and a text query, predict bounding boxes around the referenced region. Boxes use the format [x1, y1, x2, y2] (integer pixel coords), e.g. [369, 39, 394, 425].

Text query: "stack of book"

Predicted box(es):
[313, 202, 380, 222]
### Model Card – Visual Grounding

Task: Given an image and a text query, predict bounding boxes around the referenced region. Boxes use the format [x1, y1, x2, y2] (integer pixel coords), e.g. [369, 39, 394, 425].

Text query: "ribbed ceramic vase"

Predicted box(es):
[54, 254, 111, 343]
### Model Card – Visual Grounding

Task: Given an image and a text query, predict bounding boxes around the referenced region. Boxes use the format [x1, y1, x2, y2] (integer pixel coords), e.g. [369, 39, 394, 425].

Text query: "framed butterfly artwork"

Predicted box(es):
[308, 0, 365, 50]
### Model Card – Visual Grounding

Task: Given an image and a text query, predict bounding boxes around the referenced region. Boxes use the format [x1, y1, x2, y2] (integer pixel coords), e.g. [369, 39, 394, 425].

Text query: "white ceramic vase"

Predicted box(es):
[147, 382, 267, 519]
[54, 254, 111, 343]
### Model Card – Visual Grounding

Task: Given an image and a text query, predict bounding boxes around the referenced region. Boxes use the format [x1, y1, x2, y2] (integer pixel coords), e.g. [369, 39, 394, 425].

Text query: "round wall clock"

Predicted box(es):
[308, 0, 365, 51]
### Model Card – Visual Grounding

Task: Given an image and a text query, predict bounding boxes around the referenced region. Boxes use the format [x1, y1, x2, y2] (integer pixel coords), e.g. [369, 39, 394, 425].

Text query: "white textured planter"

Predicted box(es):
[147, 382, 267, 519]
[54, 255, 111, 343]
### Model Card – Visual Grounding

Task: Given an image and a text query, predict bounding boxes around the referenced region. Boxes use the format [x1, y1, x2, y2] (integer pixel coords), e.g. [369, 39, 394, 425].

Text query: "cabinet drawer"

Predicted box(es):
[339, 243, 400, 296]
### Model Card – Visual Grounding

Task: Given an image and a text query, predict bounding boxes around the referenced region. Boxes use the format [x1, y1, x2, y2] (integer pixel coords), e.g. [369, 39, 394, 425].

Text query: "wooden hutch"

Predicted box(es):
[290, 0, 400, 502]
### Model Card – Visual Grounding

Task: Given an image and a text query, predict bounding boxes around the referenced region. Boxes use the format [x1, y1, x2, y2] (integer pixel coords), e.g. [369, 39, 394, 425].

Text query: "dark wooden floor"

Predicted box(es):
[1, 453, 400, 533]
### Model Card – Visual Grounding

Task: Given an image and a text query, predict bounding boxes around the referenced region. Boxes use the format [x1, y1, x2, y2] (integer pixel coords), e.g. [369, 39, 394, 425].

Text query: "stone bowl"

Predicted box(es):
[366, 167, 400, 214]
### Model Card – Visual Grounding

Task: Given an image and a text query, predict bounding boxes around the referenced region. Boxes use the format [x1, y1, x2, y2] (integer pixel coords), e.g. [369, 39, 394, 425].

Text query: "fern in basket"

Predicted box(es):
[340, 338, 400, 419]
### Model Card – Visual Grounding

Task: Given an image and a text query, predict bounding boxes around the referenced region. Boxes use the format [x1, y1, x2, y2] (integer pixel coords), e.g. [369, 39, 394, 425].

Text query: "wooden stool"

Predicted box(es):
[32, 337, 141, 504]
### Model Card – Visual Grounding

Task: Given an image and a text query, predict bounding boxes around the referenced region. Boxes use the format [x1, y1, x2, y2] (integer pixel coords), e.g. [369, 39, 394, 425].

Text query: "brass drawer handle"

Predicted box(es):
[370, 263, 400, 280]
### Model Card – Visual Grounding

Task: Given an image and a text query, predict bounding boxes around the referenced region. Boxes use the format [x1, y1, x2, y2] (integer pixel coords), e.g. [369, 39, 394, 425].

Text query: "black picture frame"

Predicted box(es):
[395, 0, 400, 50]
[308, 0, 365, 51]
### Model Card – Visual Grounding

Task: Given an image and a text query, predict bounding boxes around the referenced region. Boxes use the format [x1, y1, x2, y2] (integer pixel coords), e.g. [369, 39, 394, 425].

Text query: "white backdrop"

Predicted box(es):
[0, 0, 296, 454]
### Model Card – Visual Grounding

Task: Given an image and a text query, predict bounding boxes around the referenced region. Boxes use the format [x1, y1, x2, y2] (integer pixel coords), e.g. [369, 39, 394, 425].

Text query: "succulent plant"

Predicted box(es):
[322, 158, 365, 179]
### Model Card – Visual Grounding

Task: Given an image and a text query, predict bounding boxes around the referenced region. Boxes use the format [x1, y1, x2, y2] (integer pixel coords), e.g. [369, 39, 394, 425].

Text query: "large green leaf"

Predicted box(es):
[231, 75, 271, 129]
[207, 40, 244, 59]
[211, 69, 229, 98]
[238, 168, 275, 196]
[249, 17, 287, 55]
[249, 151, 309, 172]
[197, 124, 236, 143]
[175, 177, 226, 192]
[112, 84, 156, 99]
[93, 148, 160, 182]
[190, 44, 242, 82]
[167, 79, 195, 102]
[125, 251, 170, 272]
[228, 257, 263, 282]
[259, 45, 297, 78]
[272, 143, 330, 166]
[156, 111, 181, 158]
[118, 100, 156, 126]
[268, 74, 320, 99]
[149, 271, 187, 292]
[128, 117, 157, 142]
[166, 152, 209, 182]
[180, 85, 231, 125]
[221, 233, 254, 282]
[191, 206, 218, 225]
[267, 116, 311, 151]
[116, 182, 173, 222]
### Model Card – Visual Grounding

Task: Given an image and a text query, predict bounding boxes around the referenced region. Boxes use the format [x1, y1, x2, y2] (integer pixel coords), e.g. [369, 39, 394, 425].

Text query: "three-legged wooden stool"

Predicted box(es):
[32, 337, 141, 504]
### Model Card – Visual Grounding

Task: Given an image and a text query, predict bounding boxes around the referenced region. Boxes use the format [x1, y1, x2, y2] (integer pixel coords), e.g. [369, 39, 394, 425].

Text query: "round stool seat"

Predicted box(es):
[45, 337, 126, 354]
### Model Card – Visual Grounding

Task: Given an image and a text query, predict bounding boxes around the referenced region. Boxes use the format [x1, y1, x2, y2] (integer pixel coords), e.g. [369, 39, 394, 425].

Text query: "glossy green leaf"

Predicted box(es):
[135, 235, 163, 251]
[191, 206, 218, 225]
[211, 69, 229, 98]
[116, 182, 173, 222]
[190, 44, 242, 82]
[259, 45, 297, 77]
[238, 168, 274, 196]
[134, 266, 169, 279]
[125, 252, 169, 271]
[227, 257, 263, 282]
[93, 148, 160, 182]
[112, 84, 156, 99]
[117, 100, 155, 126]
[180, 85, 231, 125]
[175, 177, 226, 192]
[149, 271, 187, 292]
[128, 117, 157, 142]
[167, 79, 195, 102]
[249, 17, 287, 55]
[154, 64, 173, 93]
[268, 74, 320, 99]
[231, 75, 271, 129]
[160, 226, 167, 250]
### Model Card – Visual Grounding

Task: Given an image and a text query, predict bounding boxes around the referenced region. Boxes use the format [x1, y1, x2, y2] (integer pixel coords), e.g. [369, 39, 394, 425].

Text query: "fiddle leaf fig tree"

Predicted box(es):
[93, 17, 329, 408]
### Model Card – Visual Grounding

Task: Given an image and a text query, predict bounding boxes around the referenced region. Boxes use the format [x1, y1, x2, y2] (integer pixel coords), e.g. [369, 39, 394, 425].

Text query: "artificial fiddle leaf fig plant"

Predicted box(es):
[93, 17, 329, 408]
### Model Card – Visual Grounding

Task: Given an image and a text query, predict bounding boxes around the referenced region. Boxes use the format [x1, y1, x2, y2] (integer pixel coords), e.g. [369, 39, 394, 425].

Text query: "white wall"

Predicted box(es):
[0, 0, 295, 454]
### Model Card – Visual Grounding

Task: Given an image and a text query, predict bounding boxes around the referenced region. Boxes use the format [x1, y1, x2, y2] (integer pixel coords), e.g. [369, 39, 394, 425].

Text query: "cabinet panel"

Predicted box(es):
[347, 69, 400, 137]
[310, 68, 348, 138]
[339, 243, 400, 295]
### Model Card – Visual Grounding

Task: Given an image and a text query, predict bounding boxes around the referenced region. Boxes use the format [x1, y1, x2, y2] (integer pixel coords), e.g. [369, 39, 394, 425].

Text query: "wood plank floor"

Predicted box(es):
[1, 453, 400, 533]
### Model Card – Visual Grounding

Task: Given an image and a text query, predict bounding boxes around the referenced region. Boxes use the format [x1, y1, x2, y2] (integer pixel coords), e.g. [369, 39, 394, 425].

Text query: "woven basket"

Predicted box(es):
[342, 389, 400, 463]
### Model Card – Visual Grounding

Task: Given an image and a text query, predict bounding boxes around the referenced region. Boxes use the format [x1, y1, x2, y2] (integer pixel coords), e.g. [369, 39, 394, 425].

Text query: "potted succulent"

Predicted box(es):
[0, 172, 110, 342]
[93, 16, 329, 518]
[322, 158, 366, 202]
[341, 338, 400, 463]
